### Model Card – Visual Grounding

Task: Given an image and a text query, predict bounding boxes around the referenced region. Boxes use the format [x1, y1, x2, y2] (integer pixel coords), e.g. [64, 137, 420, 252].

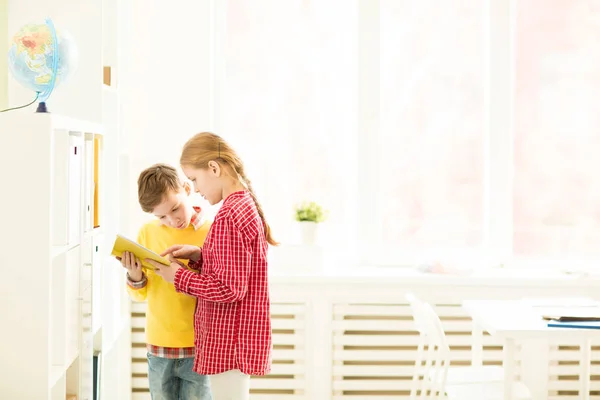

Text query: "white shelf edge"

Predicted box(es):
[66, 351, 80, 371]
[48, 365, 65, 389]
[0, 113, 104, 135]
[83, 227, 104, 241]
[51, 114, 104, 135]
[102, 84, 119, 94]
[92, 323, 102, 339]
[93, 325, 103, 352]
[51, 242, 80, 259]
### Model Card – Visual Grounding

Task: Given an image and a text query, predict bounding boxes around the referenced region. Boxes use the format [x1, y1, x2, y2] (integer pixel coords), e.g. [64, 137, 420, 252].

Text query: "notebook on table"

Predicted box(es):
[543, 315, 600, 322]
[548, 320, 600, 330]
[542, 306, 600, 329]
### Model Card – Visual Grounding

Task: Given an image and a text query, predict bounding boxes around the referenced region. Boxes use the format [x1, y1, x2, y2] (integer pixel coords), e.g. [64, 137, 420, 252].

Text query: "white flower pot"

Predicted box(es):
[299, 221, 318, 245]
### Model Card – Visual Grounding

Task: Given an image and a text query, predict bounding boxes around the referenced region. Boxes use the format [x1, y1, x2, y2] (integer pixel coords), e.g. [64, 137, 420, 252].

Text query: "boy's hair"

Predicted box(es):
[180, 132, 278, 246]
[138, 163, 184, 213]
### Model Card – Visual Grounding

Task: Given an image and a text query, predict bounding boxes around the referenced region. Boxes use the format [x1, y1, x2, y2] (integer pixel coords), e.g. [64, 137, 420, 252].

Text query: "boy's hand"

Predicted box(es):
[146, 256, 185, 283]
[117, 251, 143, 282]
[161, 244, 202, 262]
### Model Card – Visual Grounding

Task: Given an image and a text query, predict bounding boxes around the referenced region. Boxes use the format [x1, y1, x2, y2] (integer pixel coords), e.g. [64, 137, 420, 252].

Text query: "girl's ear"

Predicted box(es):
[183, 181, 191, 195]
[207, 160, 221, 177]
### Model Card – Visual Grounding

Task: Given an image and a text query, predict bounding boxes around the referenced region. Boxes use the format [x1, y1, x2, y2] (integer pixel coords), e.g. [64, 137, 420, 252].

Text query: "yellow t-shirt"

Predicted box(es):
[126, 219, 211, 347]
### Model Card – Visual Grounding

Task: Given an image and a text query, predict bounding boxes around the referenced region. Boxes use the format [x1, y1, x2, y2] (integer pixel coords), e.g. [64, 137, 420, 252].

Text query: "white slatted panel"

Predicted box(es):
[331, 302, 506, 399]
[131, 292, 600, 399]
[130, 301, 307, 399]
[251, 303, 307, 398]
[330, 302, 600, 399]
[130, 301, 149, 400]
[551, 343, 600, 399]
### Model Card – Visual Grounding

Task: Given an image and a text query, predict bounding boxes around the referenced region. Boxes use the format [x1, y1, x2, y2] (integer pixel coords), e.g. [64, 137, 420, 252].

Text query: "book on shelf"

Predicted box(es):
[93, 135, 102, 228]
[68, 133, 83, 244]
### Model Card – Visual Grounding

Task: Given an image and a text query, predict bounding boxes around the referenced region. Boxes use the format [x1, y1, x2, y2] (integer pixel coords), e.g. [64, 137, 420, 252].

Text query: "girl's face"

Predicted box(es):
[182, 164, 223, 205]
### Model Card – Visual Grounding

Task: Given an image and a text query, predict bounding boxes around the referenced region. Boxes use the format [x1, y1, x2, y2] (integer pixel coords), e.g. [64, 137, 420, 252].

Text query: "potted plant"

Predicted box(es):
[294, 201, 328, 245]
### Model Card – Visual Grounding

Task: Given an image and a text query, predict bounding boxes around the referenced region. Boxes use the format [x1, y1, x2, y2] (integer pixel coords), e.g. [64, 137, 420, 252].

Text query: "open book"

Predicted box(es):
[111, 234, 170, 270]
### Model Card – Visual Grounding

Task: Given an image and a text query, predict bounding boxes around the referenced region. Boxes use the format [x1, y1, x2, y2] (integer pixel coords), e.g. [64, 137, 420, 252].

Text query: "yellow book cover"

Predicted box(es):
[111, 234, 170, 270]
[93, 135, 102, 228]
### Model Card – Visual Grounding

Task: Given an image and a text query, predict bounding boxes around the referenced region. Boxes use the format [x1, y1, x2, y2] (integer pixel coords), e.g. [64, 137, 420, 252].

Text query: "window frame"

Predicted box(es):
[357, 0, 517, 267]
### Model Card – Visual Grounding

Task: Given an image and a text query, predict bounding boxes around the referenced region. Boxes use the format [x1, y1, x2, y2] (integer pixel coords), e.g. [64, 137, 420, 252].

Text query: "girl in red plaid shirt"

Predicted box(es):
[147, 132, 275, 400]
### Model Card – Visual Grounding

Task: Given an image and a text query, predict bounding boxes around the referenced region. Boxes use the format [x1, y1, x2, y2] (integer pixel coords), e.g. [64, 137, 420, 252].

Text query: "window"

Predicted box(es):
[219, 0, 358, 251]
[214, 0, 600, 268]
[514, 0, 600, 261]
[377, 0, 484, 263]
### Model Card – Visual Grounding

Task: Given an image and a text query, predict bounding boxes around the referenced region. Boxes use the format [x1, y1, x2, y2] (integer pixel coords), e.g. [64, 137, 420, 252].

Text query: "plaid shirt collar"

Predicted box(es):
[190, 206, 205, 230]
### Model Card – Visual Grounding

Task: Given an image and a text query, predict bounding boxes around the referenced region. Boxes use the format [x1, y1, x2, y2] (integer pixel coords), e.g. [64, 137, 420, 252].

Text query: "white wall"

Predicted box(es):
[0, 0, 7, 110]
[121, 0, 214, 232]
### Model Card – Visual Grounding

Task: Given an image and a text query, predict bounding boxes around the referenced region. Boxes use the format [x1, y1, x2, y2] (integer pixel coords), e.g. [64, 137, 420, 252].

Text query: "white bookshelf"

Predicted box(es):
[0, 112, 129, 400]
[1, 0, 131, 398]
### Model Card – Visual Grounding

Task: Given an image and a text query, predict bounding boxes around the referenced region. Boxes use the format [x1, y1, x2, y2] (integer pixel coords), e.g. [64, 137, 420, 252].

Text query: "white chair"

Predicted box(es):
[406, 293, 531, 399]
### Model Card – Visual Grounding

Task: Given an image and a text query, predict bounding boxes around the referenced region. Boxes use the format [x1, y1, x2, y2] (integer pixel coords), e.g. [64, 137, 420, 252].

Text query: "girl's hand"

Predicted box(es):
[117, 251, 143, 282]
[147, 256, 186, 283]
[161, 244, 202, 262]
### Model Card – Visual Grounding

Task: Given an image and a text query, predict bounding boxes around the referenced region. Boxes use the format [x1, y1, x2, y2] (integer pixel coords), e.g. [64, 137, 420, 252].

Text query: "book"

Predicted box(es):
[544, 315, 600, 322]
[111, 234, 170, 270]
[93, 351, 101, 400]
[548, 320, 600, 330]
[93, 135, 102, 228]
[541, 307, 600, 322]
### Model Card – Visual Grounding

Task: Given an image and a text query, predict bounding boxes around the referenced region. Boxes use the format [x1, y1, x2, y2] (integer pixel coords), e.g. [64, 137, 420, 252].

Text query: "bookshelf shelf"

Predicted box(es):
[1, 0, 131, 398]
[0, 114, 129, 399]
[49, 366, 66, 389]
[51, 243, 80, 259]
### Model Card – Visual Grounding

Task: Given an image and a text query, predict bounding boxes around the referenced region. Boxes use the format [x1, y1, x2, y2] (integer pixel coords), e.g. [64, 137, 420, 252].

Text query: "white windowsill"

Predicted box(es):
[269, 261, 600, 286]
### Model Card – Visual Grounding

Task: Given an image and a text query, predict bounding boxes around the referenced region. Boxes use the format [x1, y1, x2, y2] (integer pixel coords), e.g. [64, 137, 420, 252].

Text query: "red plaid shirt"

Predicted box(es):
[174, 191, 272, 376]
[146, 344, 195, 359]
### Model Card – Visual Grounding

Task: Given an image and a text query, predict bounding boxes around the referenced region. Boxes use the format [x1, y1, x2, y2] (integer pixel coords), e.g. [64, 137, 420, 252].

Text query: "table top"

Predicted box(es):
[463, 298, 600, 339]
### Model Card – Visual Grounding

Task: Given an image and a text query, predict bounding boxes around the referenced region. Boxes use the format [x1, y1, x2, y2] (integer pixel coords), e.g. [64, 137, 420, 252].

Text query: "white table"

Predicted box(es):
[463, 299, 598, 400]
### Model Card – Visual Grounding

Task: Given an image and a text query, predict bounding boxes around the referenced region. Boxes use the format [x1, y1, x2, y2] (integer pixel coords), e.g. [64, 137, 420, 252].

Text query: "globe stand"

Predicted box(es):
[35, 102, 49, 113]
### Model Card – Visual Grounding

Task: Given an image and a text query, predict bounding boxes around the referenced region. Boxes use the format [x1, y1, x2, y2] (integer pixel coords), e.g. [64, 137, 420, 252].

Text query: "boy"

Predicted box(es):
[119, 163, 212, 400]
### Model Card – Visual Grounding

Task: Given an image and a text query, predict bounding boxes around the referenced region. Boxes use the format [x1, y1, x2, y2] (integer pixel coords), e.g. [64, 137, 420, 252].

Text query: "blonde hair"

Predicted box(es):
[137, 163, 184, 213]
[180, 132, 278, 246]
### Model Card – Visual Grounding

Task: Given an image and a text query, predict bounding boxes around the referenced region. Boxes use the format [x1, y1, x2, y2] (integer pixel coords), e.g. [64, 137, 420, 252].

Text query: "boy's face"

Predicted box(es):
[152, 186, 194, 229]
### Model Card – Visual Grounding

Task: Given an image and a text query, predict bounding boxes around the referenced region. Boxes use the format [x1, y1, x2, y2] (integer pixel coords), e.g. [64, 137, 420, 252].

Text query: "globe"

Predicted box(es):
[7, 18, 78, 109]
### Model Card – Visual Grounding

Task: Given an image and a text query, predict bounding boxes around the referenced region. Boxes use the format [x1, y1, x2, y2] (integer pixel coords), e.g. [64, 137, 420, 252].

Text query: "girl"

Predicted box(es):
[146, 132, 274, 400]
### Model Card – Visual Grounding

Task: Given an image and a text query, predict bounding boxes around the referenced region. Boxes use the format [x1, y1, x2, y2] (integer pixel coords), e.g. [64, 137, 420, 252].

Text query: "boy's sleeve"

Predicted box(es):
[174, 217, 251, 303]
[125, 227, 150, 302]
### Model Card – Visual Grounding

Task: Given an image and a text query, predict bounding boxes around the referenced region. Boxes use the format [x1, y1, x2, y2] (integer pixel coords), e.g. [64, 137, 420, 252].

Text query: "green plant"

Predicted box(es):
[294, 201, 328, 223]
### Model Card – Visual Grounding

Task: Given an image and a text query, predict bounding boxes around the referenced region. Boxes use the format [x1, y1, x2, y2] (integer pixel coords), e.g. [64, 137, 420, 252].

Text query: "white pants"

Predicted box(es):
[209, 369, 250, 400]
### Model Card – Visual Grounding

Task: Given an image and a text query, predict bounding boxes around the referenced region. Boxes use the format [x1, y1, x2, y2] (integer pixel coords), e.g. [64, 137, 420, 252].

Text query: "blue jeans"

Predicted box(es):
[147, 353, 212, 400]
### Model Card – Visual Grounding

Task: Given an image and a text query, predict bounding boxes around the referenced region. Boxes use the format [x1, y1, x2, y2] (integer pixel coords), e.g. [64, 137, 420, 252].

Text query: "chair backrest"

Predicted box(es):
[406, 292, 428, 335]
[420, 302, 451, 399]
[405, 292, 451, 400]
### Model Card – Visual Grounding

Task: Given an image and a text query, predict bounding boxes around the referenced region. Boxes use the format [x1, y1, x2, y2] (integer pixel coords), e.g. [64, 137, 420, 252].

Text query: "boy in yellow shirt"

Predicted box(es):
[118, 163, 212, 400]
